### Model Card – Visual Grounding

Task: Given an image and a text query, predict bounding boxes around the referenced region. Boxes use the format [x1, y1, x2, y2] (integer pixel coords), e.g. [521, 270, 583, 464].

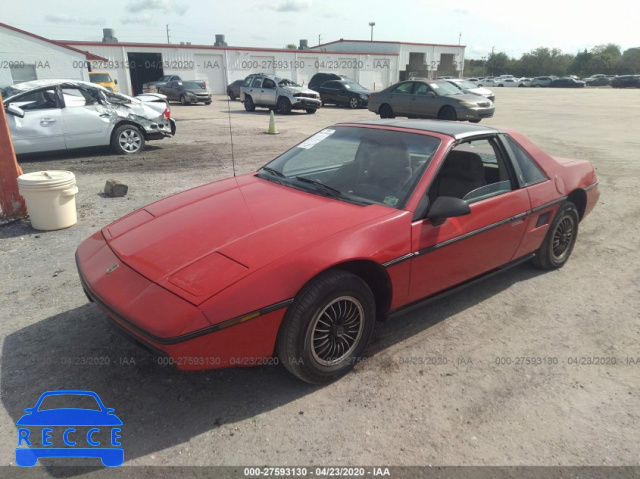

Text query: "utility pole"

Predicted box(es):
[166, 24, 170, 44]
[318, 34, 321, 45]
[490, 46, 495, 76]
[369, 22, 375, 41]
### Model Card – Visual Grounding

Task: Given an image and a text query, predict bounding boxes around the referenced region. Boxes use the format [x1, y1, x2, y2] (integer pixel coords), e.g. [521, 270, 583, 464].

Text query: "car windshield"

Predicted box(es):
[344, 82, 367, 91]
[90, 74, 112, 83]
[181, 82, 203, 89]
[37, 394, 101, 411]
[101, 90, 131, 104]
[428, 81, 464, 95]
[278, 78, 301, 87]
[257, 126, 440, 209]
[455, 80, 477, 89]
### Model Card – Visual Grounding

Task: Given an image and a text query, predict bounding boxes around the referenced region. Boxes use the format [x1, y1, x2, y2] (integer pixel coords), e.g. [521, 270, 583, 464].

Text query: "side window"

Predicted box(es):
[10, 88, 60, 111]
[430, 138, 513, 205]
[262, 78, 276, 88]
[414, 83, 431, 95]
[62, 88, 98, 107]
[242, 76, 253, 87]
[392, 82, 414, 94]
[251, 77, 263, 88]
[504, 136, 547, 186]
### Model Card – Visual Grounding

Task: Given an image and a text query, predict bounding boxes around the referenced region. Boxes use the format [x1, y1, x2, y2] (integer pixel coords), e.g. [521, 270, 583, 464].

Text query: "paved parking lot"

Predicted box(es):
[1, 87, 639, 468]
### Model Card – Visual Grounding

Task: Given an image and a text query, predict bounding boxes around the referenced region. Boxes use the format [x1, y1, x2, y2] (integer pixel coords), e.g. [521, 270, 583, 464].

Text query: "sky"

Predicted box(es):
[3, 0, 639, 59]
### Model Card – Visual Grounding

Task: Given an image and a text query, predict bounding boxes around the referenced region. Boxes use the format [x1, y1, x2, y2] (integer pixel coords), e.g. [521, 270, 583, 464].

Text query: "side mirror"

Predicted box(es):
[6, 104, 25, 118]
[426, 196, 470, 225]
[114, 79, 118, 84]
[427, 91, 436, 97]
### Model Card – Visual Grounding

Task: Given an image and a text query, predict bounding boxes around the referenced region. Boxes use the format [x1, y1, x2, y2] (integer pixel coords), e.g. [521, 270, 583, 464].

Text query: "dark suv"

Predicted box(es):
[316, 80, 371, 108]
[308, 73, 356, 91]
[611, 75, 640, 88]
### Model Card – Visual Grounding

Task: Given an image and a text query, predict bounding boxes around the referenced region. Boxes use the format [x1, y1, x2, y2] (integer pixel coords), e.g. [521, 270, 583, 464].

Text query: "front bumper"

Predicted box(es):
[458, 106, 495, 121]
[76, 232, 286, 370]
[291, 97, 322, 110]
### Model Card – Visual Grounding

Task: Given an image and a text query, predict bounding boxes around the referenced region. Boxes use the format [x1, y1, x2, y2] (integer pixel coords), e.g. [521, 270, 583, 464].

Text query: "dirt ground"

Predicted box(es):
[1, 88, 639, 471]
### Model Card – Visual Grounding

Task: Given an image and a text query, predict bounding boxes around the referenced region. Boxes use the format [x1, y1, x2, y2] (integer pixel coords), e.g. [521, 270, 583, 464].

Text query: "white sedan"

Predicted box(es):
[445, 79, 495, 102]
[3, 79, 176, 155]
[494, 78, 528, 87]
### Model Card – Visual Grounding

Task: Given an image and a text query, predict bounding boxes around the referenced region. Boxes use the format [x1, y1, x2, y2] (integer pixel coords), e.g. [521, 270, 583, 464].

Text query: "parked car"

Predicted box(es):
[316, 80, 371, 108]
[495, 78, 528, 87]
[445, 79, 495, 102]
[610, 75, 640, 88]
[477, 77, 496, 87]
[89, 71, 118, 92]
[519, 77, 532, 87]
[308, 72, 355, 91]
[464, 77, 481, 85]
[158, 80, 212, 105]
[240, 73, 321, 114]
[584, 76, 611, 86]
[76, 119, 599, 383]
[226, 79, 244, 100]
[142, 75, 206, 93]
[530, 76, 555, 87]
[3, 79, 175, 155]
[550, 77, 586, 88]
[368, 79, 494, 123]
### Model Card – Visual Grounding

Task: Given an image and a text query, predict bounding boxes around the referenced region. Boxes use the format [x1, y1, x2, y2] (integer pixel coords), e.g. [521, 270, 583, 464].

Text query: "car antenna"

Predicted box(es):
[225, 69, 237, 177]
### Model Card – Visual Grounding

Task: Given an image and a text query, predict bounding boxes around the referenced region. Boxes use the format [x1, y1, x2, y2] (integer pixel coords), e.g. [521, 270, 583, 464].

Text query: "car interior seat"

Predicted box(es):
[432, 150, 486, 201]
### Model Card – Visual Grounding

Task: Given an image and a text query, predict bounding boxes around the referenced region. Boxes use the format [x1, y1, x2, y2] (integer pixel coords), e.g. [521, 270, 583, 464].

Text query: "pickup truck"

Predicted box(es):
[240, 74, 321, 114]
[143, 75, 206, 93]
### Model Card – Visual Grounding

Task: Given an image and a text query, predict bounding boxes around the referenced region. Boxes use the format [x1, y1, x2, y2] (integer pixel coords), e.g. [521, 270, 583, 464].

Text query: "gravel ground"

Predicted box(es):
[1, 88, 639, 472]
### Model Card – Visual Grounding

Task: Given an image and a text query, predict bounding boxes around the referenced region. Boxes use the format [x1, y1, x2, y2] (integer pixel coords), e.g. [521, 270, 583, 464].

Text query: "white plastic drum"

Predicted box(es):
[17, 171, 78, 230]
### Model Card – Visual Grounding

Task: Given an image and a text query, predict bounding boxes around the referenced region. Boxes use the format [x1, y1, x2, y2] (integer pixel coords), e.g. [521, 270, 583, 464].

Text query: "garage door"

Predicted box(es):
[297, 57, 318, 87]
[372, 58, 390, 91]
[251, 56, 276, 75]
[194, 54, 225, 94]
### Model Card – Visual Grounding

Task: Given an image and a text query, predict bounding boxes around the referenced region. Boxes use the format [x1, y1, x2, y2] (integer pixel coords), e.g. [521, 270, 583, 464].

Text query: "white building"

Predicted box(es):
[311, 39, 466, 80]
[0, 23, 106, 90]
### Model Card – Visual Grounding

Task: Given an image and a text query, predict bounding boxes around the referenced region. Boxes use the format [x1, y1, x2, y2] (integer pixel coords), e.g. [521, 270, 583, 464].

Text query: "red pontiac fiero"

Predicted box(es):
[76, 120, 599, 383]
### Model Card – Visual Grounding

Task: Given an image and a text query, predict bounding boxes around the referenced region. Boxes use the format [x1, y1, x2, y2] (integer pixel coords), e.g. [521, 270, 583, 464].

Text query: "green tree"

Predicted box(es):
[620, 47, 640, 74]
[486, 51, 510, 76]
[285, 43, 297, 49]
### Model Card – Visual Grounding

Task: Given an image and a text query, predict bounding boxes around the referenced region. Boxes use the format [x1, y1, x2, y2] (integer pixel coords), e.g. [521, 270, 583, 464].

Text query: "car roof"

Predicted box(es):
[342, 119, 500, 140]
[7, 79, 107, 92]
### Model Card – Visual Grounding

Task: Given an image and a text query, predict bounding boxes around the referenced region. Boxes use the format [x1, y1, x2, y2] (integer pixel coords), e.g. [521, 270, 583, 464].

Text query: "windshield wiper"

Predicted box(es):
[295, 176, 342, 196]
[260, 166, 286, 178]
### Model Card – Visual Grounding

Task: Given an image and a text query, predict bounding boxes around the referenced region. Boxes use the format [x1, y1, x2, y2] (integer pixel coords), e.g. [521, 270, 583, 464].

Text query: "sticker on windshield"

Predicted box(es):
[297, 129, 335, 149]
[383, 196, 399, 207]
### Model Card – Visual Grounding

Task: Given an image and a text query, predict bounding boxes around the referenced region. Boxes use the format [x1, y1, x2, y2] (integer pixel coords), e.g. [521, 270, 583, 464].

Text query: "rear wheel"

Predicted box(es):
[379, 104, 394, 119]
[532, 201, 579, 270]
[278, 97, 292, 114]
[111, 124, 145, 155]
[469, 119, 481, 123]
[438, 106, 457, 121]
[277, 270, 376, 384]
[244, 95, 255, 112]
[228, 91, 236, 101]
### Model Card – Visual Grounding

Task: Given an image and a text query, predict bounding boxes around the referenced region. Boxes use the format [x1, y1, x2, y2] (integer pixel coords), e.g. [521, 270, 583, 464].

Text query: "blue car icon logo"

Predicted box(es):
[16, 390, 123, 467]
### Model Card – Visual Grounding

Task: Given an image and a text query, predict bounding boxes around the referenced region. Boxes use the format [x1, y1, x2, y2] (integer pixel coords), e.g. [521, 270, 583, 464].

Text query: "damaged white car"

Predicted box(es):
[2, 80, 176, 155]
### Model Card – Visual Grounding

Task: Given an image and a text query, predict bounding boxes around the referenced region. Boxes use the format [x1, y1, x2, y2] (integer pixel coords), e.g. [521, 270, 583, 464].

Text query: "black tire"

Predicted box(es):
[278, 97, 292, 114]
[348, 97, 361, 109]
[244, 95, 255, 112]
[379, 104, 394, 119]
[438, 106, 457, 121]
[111, 124, 145, 155]
[180, 95, 188, 105]
[469, 119, 481, 123]
[306, 108, 317, 114]
[228, 91, 236, 101]
[204, 101, 211, 105]
[532, 201, 579, 270]
[276, 270, 376, 384]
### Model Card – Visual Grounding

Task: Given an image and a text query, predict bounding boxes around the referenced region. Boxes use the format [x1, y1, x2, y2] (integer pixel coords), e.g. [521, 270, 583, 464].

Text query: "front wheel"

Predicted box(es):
[278, 97, 292, 114]
[349, 97, 361, 109]
[532, 201, 579, 270]
[244, 95, 255, 112]
[276, 270, 376, 384]
[111, 124, 145, 155]
[306, 108, 317, 114]
[180, 95, 188, 105]
[438, 106, 457, 121]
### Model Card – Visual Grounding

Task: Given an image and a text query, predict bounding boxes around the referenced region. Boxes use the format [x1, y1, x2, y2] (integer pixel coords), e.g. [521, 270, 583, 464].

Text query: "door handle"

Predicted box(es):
[99, 113, 111, 118]
[40, 118, 56, 123]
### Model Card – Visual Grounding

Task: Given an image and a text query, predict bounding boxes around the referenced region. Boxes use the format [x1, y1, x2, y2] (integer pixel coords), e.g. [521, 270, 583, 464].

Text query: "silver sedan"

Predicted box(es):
[368, 80, 495, 123]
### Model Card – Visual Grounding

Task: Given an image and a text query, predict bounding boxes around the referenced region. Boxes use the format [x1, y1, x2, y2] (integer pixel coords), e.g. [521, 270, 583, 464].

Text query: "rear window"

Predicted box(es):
[504, 136, 547, 186]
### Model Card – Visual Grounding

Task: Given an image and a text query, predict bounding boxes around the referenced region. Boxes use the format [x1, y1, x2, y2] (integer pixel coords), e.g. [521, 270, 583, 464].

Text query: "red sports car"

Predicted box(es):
[76, 120, 599, 383]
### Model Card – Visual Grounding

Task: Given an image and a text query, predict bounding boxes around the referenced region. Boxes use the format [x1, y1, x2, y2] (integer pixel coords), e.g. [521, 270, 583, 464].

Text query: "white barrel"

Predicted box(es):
[17, 171, 78, 231]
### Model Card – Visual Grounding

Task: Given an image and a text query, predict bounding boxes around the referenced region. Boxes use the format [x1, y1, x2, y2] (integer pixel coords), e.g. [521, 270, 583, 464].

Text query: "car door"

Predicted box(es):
[320, 81, 339, 104]
[387, 81, 414, 116]
[261, 78, 277, 105]
[4, 87, 65, 154]
[410, 83, 441, 118]
[407, 136, 531, 303]
[60, 86, 112, 149]
[247, 76, 264, 103]
[160, 81, 176, 100]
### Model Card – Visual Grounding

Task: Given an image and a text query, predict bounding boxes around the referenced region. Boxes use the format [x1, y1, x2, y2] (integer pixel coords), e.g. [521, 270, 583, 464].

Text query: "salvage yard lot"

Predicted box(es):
[1, 88, 639, 467]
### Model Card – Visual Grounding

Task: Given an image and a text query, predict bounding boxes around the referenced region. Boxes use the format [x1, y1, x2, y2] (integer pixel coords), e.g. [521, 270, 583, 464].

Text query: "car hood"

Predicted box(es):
[446, 93, 493, 104]
[281, 86, 318, 95]
[182, 88, 210, 94]
[103, 174, 393, 304]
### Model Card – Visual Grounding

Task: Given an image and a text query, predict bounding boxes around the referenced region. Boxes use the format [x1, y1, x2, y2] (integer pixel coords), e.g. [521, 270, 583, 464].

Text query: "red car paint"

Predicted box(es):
[76, 121, 599, 371]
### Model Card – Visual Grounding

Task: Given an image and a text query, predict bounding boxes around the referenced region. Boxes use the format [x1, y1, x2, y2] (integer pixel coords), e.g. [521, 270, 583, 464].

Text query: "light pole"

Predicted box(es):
[369, 22, 375, 41]
[481, 56, 486, 77]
